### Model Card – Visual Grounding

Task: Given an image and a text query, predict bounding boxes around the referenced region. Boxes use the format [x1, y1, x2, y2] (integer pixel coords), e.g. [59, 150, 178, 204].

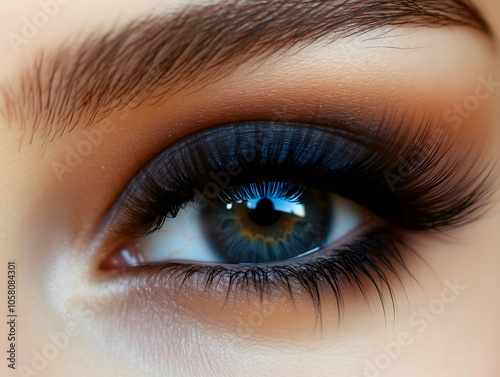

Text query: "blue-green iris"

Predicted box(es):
[202, 183, 332, 263]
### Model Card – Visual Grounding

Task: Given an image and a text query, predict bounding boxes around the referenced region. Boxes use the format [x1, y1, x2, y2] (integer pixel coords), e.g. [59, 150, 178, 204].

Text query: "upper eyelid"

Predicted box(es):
[0, 0, 489, 147]
[101, 121, 494, 239]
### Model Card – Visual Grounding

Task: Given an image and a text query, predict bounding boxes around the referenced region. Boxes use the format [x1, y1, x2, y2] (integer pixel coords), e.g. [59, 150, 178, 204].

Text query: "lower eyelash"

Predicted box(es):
[140, 228, 413, 325]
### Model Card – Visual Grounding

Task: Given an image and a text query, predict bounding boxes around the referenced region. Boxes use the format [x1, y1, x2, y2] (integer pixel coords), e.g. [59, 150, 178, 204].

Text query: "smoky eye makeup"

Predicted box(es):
[99, 120, 491, 235]
[87, 119, 492, 318]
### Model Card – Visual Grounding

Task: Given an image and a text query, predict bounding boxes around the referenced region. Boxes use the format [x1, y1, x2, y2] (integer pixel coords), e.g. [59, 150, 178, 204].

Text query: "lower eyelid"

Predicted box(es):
[90, 229, 412, 339]
[100, 227, 406, 291]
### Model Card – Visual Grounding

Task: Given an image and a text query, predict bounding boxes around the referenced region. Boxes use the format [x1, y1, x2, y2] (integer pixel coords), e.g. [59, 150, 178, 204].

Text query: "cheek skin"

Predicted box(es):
[386, 200, 500, 377]
[46, 207, 500, 377]
[58, 263, 397, 375]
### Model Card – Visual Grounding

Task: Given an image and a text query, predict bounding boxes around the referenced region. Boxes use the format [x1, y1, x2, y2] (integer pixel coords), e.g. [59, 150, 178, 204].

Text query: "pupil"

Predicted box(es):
[247, 198, 281, 227]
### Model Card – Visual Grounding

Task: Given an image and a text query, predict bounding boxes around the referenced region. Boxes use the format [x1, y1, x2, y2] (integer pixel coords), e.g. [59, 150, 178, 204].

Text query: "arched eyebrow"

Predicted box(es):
[0, 0, 489, 146]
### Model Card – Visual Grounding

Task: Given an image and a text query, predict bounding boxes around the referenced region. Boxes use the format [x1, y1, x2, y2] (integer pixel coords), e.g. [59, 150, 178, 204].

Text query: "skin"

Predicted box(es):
[1, 1, 500, 376]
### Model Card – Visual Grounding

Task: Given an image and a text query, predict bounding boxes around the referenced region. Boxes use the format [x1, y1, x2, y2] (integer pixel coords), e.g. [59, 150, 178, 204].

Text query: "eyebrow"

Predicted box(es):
[0, 0, 489, 146]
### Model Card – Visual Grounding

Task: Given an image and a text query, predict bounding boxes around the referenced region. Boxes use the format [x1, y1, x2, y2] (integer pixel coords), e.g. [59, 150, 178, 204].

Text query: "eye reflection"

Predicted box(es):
[104, 181, 364, 268]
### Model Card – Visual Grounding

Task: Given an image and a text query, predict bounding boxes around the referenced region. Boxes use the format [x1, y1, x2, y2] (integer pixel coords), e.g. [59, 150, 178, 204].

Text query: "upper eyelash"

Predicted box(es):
[95, 118, 494, 324]
[217, 181, 309, 205]
[102, 119, 494, 238]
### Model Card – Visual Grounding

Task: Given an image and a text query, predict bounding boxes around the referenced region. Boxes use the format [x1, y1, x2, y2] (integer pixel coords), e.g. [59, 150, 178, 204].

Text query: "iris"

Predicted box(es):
[202, 182, 331, 263]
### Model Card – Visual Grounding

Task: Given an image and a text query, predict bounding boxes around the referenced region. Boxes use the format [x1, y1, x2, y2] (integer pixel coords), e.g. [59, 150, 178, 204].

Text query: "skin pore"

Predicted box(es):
[1, 1, 500, 377]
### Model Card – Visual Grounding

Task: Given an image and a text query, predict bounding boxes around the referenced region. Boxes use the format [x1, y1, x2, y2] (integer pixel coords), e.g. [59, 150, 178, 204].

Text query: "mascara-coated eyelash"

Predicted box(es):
[98, 120, 492, 318]
[103, 121, 491, 238]
[145, 229, 409, 321]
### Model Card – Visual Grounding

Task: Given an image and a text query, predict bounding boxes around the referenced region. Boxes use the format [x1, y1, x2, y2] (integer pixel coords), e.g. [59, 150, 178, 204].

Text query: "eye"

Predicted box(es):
[95, 120, 490, 315]
[102, 181, 365, 267]
[97, 121, 381, 273]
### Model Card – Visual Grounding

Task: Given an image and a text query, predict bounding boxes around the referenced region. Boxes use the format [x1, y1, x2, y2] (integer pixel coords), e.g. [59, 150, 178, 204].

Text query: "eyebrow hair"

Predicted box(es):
[0, 0, 489, 146]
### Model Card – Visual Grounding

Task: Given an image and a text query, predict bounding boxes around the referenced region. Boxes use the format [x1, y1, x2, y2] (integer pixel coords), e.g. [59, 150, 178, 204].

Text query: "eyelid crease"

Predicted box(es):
[0, 0, 490, 148]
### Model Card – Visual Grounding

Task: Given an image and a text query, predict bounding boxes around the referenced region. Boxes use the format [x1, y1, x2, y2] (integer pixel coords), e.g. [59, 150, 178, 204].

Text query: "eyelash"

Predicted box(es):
[98, 120, 492, 319]
[145, 228, 409, 321]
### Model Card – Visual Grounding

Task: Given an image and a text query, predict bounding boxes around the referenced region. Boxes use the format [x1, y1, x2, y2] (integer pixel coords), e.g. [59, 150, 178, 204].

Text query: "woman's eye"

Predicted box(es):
[94, 119, 491, 313]
[102, 181, 365, 267]
[96, 121, 380, 273]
